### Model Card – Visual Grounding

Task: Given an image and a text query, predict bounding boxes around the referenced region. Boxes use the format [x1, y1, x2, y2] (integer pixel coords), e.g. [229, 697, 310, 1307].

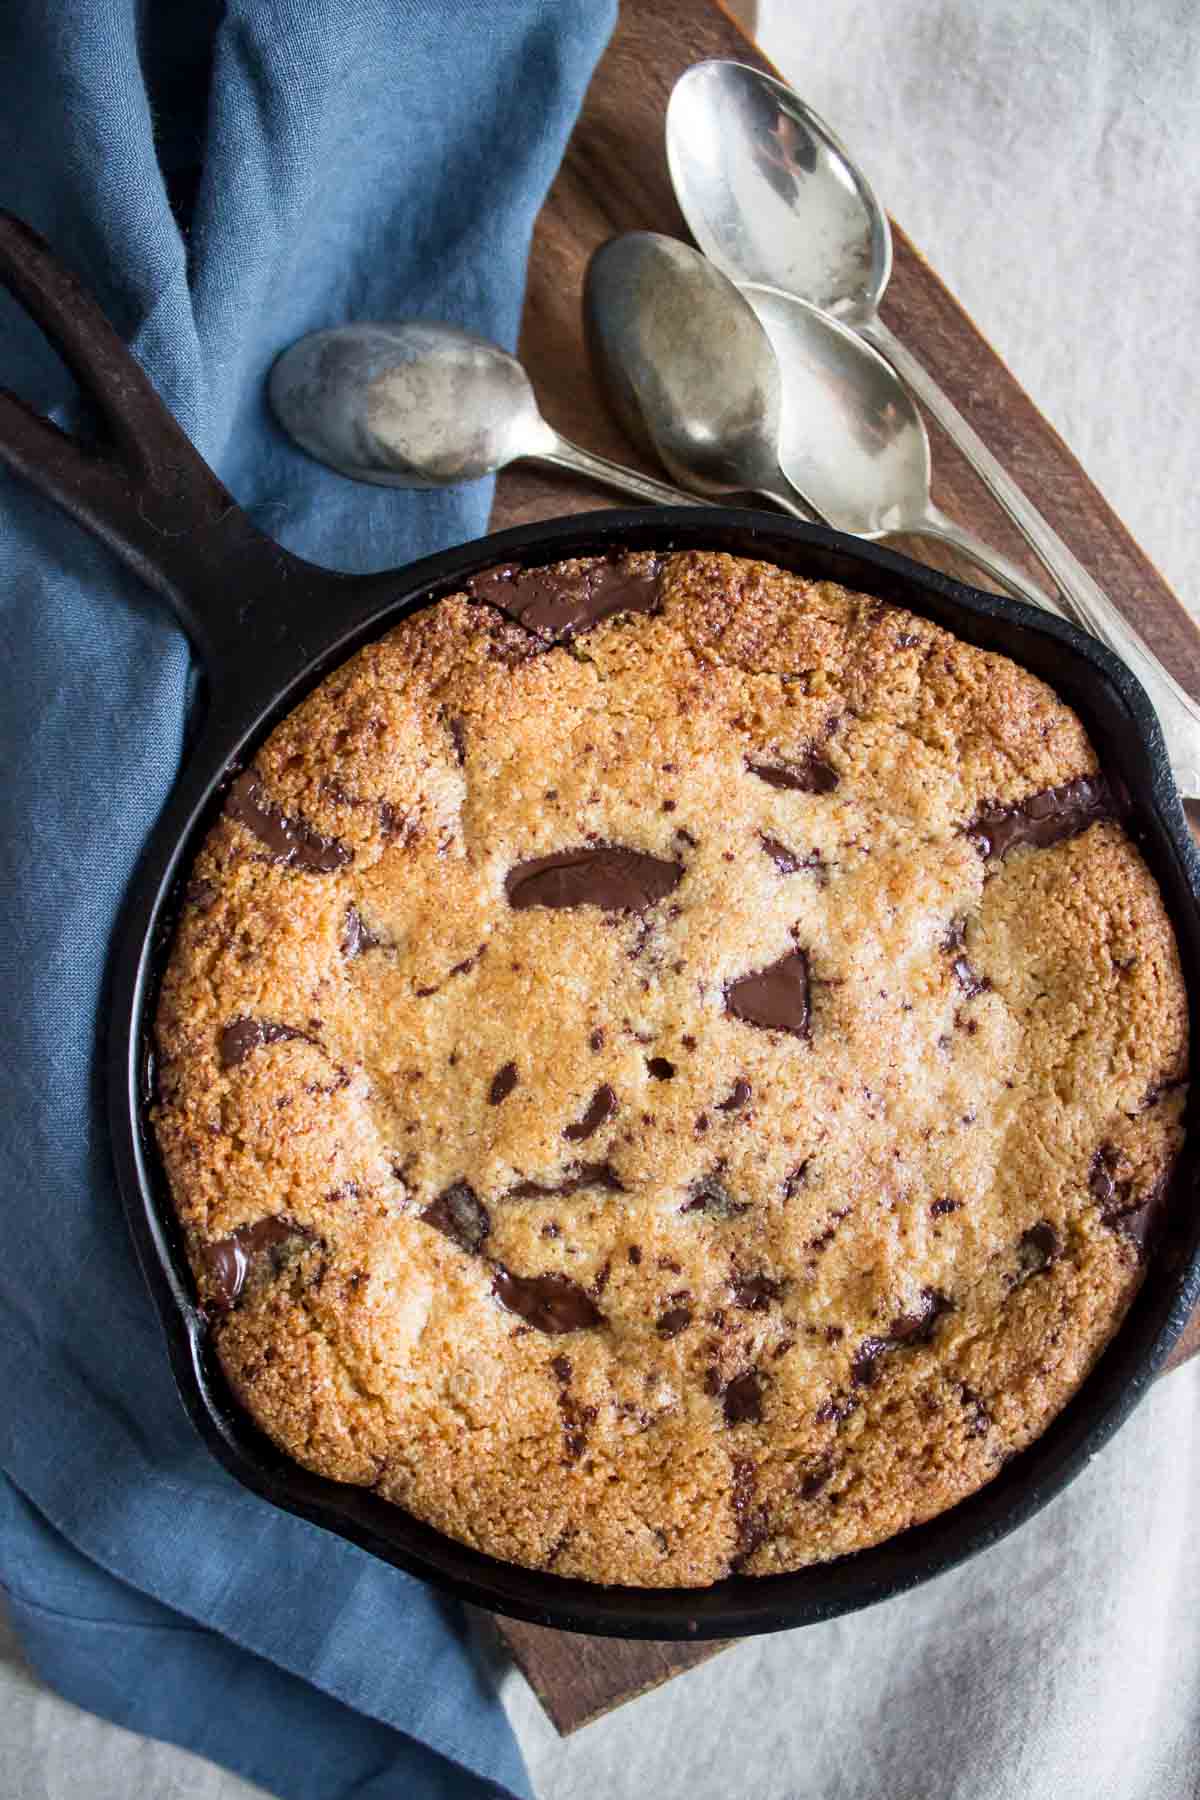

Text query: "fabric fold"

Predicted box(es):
[0, 3, 615, 1795]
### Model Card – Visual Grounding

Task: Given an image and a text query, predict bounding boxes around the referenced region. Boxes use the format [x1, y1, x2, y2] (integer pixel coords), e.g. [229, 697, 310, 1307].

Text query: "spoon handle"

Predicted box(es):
[864, 316, 1200, 799]
[919, 506, 1068, 618]
[535, 432, 706, 507]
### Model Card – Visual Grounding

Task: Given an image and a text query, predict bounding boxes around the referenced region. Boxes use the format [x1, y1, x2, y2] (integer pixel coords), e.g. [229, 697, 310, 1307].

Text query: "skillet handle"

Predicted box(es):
[0, 210, 349, 678]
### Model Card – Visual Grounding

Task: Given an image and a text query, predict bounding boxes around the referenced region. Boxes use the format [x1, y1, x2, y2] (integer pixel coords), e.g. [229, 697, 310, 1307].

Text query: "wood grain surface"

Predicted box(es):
[484, 0, 1200, 1737]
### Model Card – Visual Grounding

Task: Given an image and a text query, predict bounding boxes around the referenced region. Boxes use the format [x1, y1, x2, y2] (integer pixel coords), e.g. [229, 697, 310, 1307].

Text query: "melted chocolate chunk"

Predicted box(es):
[759, 834, 806, 875]
[968, 775, 1114, 860]
[731, 1273, 781, 1311]
[722, 1369, 763, 1426]
[798, 1456, 834, 1500]
[186, 877, 217, 912]
[201, 1216, 305, 1311]
[852, 1289, 952, 1385]
[782, 1160, 810, 1199]
[657, 1305, 693, 1338]
[341, 905, 382, 958]
[377, 800, 409, 841]
[447, 716, 467, 765]
[488, 1061, 519, 1106]
[628, 1245, 642, 1265]
[1089, 1146, 1171, 1253]
[646, 1056, 676, 1080]
[746, 752, 838, 794]
[718, 1077, 752, 1113]
[890, 1288, 953, 1344]
[952, 956, 990, 999]
[468, 555, 662, 644]
[510, 1161, 625, 1199]
[1018, 1220, 1061, 1275]
[492, 1266, 604, 1333]
[549, 1355, 598, 1462]
[681, 1168, 748, 1218]
[957, 1383, 992, 1439]
[730, 1456, 771, 1569]
[218, 1017, 310, 1070]
[563, 1084, 618, 1142]
[226, 771, 352, 872]
[725, 948, 810, 1038]
[421, 1181, 491, 1254]
[850, 1335, 892, 1387]
[506, 846, 682, 913]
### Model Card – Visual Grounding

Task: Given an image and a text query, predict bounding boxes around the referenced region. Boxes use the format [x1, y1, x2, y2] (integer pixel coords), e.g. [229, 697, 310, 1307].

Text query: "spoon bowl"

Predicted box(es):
[269, 320, 704, 508]
[666, 60, 888, 323]
[742, 283, 1057, 605]
[583, 232, 809, 518]
[270, 321, 547, 487]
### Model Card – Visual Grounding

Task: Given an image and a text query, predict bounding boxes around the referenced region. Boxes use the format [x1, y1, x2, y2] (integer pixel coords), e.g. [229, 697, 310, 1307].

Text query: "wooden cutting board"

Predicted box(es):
[482, 0, 1200, 1738]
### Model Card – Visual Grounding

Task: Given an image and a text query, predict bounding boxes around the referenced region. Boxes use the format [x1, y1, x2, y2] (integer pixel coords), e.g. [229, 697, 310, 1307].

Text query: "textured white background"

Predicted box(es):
[4, 4, 1198, 1795]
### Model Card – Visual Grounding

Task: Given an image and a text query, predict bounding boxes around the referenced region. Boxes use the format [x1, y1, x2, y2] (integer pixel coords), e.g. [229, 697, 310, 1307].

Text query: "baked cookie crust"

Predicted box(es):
[153, 550, 1187, 1586]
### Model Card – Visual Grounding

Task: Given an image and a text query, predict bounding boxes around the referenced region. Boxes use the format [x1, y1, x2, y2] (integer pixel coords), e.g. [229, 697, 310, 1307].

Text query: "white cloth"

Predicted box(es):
[3, 4, 1197, 1796]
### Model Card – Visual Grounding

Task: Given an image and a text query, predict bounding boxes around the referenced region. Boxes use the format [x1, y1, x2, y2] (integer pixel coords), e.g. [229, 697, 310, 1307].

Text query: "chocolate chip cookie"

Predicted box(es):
[153, 549, 1187, 1585]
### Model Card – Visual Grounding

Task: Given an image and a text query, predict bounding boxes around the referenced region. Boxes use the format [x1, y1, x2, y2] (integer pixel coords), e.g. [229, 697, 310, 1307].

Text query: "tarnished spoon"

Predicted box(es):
[583, 232, 812, 520]
[742, 283, 1063, 610]
[269, 320, 705, 506]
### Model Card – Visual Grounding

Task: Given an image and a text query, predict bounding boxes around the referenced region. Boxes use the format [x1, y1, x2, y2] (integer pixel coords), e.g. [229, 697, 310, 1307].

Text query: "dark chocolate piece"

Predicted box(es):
[930, 1197, 963, 1218]
[226, 771, 352, 873]
[1089, 1145, 1172, 1253]
[201, 1216, 305, 1311]
[730, 1456, 771, 1569]
[782, 1160, 810, 1198]
[722, 1369, 763, 1426]
[718, 1077, 752, 1113]
[467, 555, 662, 643]
[510, 1161, 626, 1199]
[492, 1266, 604, 1333]
[725, 948, 810, 1038]
[341, 905, 382, 958]
[186, 877, 217, 912]
[421, 1181, 491, 1254]
[957, 1383, 992, 1439]
[657, 1305, 693, 1338]
[506, 846, 682, 913]
[759, 834, 803, 875]
[563, 1084, 618, 1142]
[952, 955, 989, 999]
[731, 1273, 781, 1311]
[646, 1057, 676, 1080]
[218, 1017, 310, 1070]
[681, 1168, 748, 1218]
[488, 1062, 519, 1106]
[1018, 1220, 1061, 1275]
[968, 775, 1114, 860]
[798, 1456, 834, 1500]
[746, 752, 838, 794]
[852, 1289, 952, 1385]
[889, 1288, 953, 1344]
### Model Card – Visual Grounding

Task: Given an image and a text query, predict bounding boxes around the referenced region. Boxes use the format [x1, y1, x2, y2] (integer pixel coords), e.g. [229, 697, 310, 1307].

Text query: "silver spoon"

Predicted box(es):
[742, 284, 1062, 610]
[269, 320, 705, 507]
[667, 58, 1200, 794]
[583, 232, 810, 519]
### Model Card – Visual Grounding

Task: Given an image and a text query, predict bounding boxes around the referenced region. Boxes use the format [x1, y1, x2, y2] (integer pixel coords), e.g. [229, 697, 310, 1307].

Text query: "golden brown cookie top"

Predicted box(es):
[153, 549, 1187, 1586]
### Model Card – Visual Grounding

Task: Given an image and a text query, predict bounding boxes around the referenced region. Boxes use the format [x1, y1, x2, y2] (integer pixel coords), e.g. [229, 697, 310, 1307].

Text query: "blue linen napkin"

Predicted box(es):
[0, 3, 614, 1795]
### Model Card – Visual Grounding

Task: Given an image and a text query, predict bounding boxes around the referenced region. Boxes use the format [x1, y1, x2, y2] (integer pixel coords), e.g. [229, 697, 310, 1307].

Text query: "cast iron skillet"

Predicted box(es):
[1, 210, 1197, 1641]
